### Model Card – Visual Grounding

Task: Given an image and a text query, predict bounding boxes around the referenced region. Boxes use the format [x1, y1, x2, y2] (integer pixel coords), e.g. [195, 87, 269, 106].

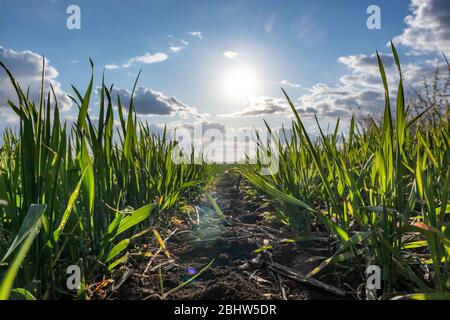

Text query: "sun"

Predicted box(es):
[221, 65, 258, 101]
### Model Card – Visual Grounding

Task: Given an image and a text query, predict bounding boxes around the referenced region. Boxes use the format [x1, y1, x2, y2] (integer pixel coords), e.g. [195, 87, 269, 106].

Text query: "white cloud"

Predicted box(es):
[208, 1, 450, 123]
[122, 52, 168, 68]
[170, 46, 184, 53]
[393, 0, 450, 54]
[219, 94, 349, 119]
[223, 51, 238, 59]
[219, 50, 441, 120]
[109, 36, 189, 69]
[0, 108, 19, 125]
[218, 96, 289, 117]
[297, 51, 446, 119]
[110, 86, 203, 119]
[169, 38, 189, 53]
[105, 64, 119, 70]
[0, 45, 71, 112]
[279, 80, 301, 88]
[189, 31, 203, 39]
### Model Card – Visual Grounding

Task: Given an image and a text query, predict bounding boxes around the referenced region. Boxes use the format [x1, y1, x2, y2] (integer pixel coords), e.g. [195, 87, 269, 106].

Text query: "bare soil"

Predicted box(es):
[91, 172, 358, 300]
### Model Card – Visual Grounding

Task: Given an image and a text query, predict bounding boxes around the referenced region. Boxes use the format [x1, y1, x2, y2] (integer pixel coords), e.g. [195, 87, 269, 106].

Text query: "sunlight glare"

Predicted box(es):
[221, 65, 258, 101]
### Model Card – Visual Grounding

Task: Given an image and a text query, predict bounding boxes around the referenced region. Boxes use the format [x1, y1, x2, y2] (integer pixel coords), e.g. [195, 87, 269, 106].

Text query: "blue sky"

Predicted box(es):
[0, 0, 449, 154]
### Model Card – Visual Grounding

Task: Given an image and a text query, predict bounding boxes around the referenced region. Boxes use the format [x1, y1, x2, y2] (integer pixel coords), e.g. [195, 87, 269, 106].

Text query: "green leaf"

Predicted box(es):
[392, 293, 450, 300]
[1, 204, 46, 263]
[237, 170, 315, 212]
[52, 169, 86, 244]
[76, 59, 94, 130]
[10, 288, 36, 300]
[105, 239, 130, 263]
[254, 245, 273, 253]
[0, 205, 46, 300]
[108, 204, 155, 239]
[163, 259, 214, 299]
[108, 253, 129, 271]
[206, 193, 227, 221]
[79, 137, 95, 214]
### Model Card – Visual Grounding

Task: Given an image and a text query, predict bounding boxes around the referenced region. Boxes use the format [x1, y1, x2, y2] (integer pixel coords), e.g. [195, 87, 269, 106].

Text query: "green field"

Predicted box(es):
[0, 44, 449, 300]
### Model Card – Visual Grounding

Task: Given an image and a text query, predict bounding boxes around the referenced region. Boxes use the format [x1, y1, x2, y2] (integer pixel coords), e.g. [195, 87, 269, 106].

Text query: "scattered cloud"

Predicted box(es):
[0, 108, 19, 125]
[220, 52, 405, 119]
[219, 96, 289, 117]
[217, 93, 351, 119]
[189, 31, 203, 39]
[110, 86, 203, 119]
[109, 36, 189, 69]
[105, 64, 119, 70]
[279, 80, 302, 88]
[122, 52, 168, 68]
[169, 37, 189, 53]
[184, 1, 448, 124]
[297, 51, 446, 119]
[393, 0, 450, 54]
[0, 45, 71, 112]
[0, 108, 20, 134]
[338, 53, 395, 72]
[170, 46, 184, 53]
[223, 51, 238, 59]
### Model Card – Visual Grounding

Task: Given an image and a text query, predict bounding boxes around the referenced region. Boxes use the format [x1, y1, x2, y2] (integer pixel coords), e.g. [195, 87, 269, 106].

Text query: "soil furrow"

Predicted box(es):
[102, 172, 347, 300]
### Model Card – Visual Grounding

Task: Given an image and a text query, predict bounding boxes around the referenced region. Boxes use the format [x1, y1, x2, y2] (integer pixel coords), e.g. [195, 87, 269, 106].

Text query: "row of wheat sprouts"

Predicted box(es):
[0, 60, 206, 299]
[241, 43, 450, 299]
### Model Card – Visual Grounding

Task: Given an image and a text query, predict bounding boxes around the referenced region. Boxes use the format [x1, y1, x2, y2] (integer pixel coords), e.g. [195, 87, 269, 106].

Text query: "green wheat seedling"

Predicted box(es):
[241, 42, 450, 299]
[0, 59, 206, 299]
